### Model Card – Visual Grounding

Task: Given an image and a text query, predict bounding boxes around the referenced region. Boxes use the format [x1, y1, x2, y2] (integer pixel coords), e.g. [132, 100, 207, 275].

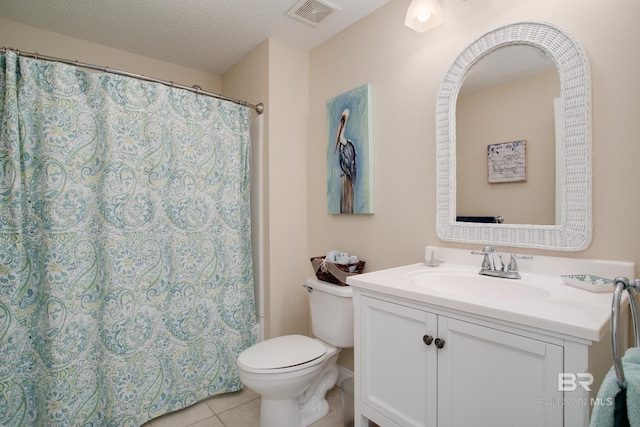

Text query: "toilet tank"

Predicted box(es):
[305, 277, 354, 348]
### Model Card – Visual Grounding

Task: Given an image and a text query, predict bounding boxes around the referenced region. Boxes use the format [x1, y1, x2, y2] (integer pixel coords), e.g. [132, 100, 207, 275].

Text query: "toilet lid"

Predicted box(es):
[238, 335, 326, 370]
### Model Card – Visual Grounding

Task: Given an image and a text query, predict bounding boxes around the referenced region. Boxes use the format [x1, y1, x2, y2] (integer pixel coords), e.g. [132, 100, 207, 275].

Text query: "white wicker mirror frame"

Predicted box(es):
[436, 21, 592, 251]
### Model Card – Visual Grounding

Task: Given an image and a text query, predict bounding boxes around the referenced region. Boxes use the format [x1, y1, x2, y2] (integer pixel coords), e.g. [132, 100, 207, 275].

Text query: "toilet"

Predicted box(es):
[237, 277, 354, 427]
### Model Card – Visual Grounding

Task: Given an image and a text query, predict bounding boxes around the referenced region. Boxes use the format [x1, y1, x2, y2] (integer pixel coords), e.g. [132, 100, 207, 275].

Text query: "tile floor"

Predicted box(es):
[141, 385, 345, 427]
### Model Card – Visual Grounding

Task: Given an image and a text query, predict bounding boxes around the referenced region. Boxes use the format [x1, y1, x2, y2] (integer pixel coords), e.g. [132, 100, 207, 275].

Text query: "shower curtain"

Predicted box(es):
[0, 50, 256, 426]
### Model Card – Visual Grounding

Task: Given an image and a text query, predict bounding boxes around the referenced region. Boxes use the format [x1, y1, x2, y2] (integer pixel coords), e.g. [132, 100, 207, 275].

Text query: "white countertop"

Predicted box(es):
[347, 246, 636, 342]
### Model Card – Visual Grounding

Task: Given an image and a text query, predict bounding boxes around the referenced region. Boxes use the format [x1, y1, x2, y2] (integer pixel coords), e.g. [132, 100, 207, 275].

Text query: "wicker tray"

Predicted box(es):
[310, 256, 365, 286]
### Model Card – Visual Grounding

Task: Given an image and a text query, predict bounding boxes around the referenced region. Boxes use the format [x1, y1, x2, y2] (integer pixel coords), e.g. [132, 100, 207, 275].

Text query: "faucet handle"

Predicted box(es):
[471, 246, 499, 271]
[471, 248, 492, 270]
[471, 246, 495, 256]
[507, 253, 533, 273]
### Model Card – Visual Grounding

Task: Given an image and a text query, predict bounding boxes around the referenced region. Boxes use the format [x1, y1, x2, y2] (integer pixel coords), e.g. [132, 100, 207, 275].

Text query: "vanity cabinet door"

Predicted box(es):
[437, 317, 564, 427]
[360, 296, 438, 427]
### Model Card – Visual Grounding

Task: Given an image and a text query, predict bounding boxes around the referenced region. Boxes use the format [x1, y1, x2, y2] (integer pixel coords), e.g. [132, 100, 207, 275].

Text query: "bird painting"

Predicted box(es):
[325, 83, 373, 215]
[335, 108, 357, 213]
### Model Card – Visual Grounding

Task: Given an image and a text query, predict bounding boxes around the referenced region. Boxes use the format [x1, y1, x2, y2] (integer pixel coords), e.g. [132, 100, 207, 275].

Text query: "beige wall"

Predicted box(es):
[309, 0, 640, 370]
[457, 69, 559, 225]
[0, 18, 221, 92]
[223, 39, 310, 339]
[309, 0, 640, 268]
[262, 40, 310, 338]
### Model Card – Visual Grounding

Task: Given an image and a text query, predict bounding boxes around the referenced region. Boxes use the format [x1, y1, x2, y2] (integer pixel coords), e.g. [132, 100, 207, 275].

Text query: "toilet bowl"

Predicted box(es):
[237, 278, 353, 427]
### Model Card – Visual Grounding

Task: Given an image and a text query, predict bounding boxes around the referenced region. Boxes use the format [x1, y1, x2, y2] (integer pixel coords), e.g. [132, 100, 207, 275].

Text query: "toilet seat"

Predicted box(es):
[237, 335, 327, 373]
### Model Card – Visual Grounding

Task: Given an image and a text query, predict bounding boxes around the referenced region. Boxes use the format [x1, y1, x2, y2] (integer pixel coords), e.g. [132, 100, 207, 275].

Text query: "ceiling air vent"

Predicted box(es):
[287, 0, 340, 27]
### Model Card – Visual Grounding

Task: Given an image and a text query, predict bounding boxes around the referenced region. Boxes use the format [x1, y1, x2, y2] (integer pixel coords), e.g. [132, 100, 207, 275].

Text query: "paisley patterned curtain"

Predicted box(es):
[0, 50, 256, 426]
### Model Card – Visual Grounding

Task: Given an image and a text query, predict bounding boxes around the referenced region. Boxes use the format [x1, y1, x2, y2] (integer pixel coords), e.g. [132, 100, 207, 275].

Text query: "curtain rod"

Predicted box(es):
[1, 47, 264, 115]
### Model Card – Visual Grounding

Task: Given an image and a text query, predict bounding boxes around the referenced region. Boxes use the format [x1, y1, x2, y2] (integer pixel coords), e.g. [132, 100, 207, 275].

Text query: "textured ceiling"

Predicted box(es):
[0, 0, 392, 75]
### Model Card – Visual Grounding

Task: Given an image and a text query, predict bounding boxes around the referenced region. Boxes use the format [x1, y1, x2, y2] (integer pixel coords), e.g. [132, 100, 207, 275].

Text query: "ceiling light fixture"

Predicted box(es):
[405, 0, 444, 32]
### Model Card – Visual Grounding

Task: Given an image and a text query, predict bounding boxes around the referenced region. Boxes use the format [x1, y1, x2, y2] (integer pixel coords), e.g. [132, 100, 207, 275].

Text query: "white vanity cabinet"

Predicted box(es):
[358, 295, 438, 426]
[354, 290, 610, 427]
[349, 247, 635, 427]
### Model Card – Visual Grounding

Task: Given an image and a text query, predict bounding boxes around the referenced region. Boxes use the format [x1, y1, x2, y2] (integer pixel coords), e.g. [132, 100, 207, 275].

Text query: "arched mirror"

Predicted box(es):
[436, 21, 592, 250]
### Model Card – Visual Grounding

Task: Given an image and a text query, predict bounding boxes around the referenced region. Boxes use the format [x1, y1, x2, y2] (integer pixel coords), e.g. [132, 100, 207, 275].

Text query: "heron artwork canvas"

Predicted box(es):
[326, 83, 373, 214]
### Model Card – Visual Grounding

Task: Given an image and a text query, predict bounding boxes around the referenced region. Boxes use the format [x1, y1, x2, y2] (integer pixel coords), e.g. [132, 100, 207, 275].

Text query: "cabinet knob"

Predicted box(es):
[435, 338, 445, 349]
[422, 335, 433, 345]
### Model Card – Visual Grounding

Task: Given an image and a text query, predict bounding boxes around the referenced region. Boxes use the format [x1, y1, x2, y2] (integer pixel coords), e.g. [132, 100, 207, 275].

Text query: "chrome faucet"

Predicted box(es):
[471, 246, 532, 279]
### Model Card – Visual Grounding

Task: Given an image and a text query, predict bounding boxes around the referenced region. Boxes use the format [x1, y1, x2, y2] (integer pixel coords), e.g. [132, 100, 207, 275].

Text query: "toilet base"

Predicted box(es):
[259, 397, 302, 427]
[298, 350, 339, 426]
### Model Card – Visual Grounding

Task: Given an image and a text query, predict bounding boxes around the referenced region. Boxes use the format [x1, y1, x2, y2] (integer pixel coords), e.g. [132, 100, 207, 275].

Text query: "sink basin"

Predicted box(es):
[405, 269, 552, 301]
